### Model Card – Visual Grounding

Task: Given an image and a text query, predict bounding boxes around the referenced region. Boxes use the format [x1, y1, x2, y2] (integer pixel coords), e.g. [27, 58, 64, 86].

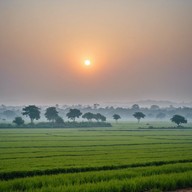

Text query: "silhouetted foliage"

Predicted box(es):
[171, 115, 187, 126]
[13, 117, 24, 126]
[131, 104, 140, 110]
[82, 112, 94, 121]
[22, 105, 40, 123]
[93, 113, 100, 122]
[55, 116, 64, 125]
[1, 102, 192, 123]
[100, 114, 106, 122]
[133, 112, 145, 123]
[94, 113, 106, 122]
[66, 109, 82, 121]
[45, 107, 59, 122]
[113, 114, 121, 123]
[150, 105, 160, 110]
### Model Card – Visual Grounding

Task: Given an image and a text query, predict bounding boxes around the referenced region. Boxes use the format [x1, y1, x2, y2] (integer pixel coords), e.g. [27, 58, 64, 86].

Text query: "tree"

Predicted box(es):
[55, 116, 64, 125]
[171, 115, 187, 127]
[82, 112, 94, 121]
[150, 105, 160, 110]
[113, 114, 121, 123]
[45, 107, 59, 122]
[22, 105, 41, 124]
[13, 117, 25, 126]
[66, 109, 82, 121]
[100, 114, 106, 122]
[133, 112, 145, 123]
[131, 104, 140, 110]
[94, 113, 106, 122]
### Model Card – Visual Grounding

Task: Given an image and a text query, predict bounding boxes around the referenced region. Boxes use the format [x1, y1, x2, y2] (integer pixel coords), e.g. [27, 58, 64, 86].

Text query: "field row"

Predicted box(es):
[0, 123, 192, 191]
[1, 162, 192, 192]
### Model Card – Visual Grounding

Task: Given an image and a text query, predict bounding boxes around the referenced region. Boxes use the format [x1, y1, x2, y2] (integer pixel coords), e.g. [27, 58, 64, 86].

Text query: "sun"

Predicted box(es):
[84, 59, 91, 66]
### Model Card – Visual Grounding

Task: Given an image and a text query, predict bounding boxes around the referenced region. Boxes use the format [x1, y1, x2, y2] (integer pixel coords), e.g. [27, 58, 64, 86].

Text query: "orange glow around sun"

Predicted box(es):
[84, 59, 91, 66]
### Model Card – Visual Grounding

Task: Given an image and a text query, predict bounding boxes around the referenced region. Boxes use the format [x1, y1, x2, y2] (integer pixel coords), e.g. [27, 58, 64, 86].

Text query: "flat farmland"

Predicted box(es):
[0, 122, 192, 192]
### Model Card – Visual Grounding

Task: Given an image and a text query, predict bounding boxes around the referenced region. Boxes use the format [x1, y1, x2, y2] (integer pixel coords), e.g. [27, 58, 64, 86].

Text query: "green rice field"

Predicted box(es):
[0, 122, 192, 192]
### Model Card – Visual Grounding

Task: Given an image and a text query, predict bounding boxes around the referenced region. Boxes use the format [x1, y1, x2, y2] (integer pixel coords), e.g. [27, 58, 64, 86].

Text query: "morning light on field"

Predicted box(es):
[0, 1, 192, 192]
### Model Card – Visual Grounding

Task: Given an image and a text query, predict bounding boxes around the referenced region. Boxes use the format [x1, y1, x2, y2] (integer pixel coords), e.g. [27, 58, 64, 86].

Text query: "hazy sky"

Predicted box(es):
[0, 0, 192, 105]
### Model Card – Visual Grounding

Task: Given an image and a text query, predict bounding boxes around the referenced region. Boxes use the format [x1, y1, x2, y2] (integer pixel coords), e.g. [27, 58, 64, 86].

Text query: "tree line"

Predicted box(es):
[12, 105, 188, 127]
[1, 103, 192, 122]
[13, 105, 108, 126]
